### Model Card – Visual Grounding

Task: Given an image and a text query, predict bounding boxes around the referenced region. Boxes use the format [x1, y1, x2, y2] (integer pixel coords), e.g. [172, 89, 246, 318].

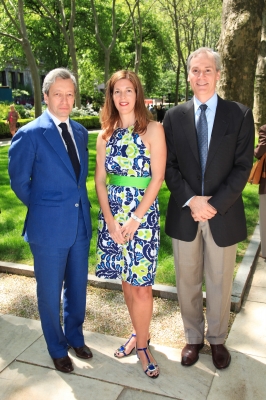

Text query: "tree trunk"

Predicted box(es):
[21, 40, 42, 118]
[18, 0, 42, 118]
[174, 61, 180, 105]
[69, 42, 81, 108]
[104, 51, 111, 85]
[0, 0, 42, 117]
[18, 0, 42, 117]
[90, 0, 116, 84]
[173, 0, 181, 105]
[35, 0, 81, 107]
[64, 0, 81, 108]
[217, 0, 264, 108]
[126, 0, 142, 74]
[135, 43, 141, 74]
[253, 4, 266, 133]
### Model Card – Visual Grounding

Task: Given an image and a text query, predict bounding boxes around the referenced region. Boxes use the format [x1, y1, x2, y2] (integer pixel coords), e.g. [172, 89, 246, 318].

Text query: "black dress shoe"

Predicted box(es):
[69, 344, 93, 359]
[210, 344, 231, 369]
[181, 343, 204, 366]
[52, 355, 74, 373]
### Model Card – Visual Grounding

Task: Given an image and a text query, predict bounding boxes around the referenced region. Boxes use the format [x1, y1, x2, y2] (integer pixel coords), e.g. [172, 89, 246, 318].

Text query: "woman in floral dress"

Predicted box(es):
[95, 70, 166, 378]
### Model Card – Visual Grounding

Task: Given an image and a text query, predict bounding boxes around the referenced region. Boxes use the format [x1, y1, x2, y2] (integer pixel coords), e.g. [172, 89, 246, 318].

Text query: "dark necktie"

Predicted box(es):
[197, 104, 208, 194]
[59, 122, 80, 181]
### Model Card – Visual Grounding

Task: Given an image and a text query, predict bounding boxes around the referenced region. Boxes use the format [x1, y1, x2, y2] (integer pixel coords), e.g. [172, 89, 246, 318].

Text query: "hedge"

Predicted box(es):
[0, 115, 100, 139]
[72, 116, 101, 129]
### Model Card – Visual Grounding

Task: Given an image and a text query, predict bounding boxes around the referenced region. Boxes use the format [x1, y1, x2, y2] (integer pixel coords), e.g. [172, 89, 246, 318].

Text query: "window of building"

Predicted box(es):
[0, 71, 7, 86]
[8, 71, 16, 89]
[18, 72, 24, 86]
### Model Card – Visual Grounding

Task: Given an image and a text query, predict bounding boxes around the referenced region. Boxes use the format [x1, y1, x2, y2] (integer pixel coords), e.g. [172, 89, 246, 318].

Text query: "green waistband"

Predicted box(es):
[108, 174, 151, 189]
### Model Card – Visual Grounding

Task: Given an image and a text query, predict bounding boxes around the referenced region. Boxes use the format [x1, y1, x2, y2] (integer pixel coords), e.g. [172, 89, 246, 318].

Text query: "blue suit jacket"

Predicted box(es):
[8, 110, 92, 247]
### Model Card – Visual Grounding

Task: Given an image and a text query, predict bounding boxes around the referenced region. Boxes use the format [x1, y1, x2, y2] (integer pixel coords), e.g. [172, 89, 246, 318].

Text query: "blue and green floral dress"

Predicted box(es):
[95, 126, 160, 286]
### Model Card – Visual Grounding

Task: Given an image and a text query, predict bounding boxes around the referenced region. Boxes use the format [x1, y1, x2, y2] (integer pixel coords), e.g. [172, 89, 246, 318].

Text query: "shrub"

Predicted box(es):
[0, 120, 10, 137]
[0, 118, 34, 138]
[0, 103, 10, 120]
[72, 116, 100, 129]
[70, 104, 99, 117]
[0, 102, 32, 120]
[17, 118, 34, 127]
[14, 105, 32, 119]
[0, 116, 100, 139]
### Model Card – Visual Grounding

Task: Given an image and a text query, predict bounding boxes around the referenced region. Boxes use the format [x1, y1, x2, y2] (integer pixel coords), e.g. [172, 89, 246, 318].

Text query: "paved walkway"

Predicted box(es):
[1, 137, 265, 398]
[0, 255, 265, 400]
[0, 139, 11, 146]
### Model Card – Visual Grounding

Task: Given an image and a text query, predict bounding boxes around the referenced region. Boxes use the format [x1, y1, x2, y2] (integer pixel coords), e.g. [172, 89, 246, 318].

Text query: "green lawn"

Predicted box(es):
[0, 135, 259, 286]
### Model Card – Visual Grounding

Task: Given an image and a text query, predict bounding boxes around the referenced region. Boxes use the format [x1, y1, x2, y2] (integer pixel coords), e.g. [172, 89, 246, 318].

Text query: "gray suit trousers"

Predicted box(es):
[172, 221, 237, 344]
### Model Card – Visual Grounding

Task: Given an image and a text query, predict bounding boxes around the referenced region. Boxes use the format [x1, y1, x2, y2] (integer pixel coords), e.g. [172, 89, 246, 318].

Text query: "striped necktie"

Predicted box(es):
[197, 104, 208, 194]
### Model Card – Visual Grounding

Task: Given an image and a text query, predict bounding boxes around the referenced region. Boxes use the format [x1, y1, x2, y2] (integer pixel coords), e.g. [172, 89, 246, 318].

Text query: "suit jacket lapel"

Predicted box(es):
[206, 96, 230, 170]
[181, 100, 200, 165]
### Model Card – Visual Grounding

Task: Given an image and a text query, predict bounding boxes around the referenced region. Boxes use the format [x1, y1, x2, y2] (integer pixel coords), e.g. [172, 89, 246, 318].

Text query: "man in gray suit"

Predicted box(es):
[164, 48, 254, 369]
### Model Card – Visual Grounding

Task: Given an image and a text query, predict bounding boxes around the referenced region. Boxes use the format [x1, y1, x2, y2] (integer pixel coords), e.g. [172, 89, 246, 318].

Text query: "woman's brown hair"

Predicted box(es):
[101, 70, 152, 140]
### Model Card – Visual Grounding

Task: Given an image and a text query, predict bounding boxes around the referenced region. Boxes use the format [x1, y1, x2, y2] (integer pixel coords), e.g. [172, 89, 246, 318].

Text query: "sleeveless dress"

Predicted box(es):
[95, 126, 160, 286]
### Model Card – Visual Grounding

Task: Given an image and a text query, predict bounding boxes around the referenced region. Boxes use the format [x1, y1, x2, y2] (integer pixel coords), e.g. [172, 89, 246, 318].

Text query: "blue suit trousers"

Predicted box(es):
[30, 206, 90, 359]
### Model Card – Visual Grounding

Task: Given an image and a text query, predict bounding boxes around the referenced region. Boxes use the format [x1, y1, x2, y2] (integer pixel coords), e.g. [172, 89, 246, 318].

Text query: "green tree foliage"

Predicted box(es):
[0, 0, 42, 117]
[24, 0, 70, 70]
[0, 0, 223, 107]
[156, 0, 222, 103]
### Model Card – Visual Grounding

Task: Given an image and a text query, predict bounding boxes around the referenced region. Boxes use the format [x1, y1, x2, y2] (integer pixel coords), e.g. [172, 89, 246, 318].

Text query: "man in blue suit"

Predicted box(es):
[8, 68, 92, 373]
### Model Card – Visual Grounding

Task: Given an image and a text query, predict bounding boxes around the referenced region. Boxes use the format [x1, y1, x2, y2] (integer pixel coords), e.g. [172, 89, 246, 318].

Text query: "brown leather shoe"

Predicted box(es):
[181, 343, 204, 366]
[210, 344, 231, 369]
[52, 355, 74, 373]
[69, 344, 93, 359]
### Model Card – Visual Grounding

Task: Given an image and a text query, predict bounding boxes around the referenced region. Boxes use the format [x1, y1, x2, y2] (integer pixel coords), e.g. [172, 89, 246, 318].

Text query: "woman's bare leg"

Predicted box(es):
[130, 285, 159, 377]
[115, 282, 152, 359]
[114, 281, 136, 356]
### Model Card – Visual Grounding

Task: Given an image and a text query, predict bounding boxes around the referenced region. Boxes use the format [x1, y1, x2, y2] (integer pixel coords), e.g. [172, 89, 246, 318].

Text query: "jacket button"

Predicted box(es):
[75, 203, 79, 207]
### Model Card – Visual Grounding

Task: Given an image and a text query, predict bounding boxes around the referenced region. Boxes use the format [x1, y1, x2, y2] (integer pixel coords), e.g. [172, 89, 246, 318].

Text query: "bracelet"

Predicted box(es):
[131, 212, 142, 223]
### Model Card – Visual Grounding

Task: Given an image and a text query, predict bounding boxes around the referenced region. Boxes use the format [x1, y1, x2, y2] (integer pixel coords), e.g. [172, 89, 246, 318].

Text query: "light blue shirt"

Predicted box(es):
[185, 93, 218, 206]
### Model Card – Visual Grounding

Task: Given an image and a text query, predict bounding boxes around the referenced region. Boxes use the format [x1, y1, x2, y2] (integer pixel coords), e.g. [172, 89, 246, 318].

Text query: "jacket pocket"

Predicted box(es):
[34, 191, 62, 206]
[42, 191, 63, 201]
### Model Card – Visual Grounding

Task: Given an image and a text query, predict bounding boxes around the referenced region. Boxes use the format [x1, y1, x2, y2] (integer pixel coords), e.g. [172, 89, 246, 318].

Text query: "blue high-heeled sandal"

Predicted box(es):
[136, 347, 159, 379]
[114, 333, 137, 358]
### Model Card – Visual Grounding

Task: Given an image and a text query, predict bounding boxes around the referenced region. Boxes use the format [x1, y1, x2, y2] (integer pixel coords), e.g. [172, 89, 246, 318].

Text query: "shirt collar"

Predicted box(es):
[193, 93, 218, 113]
[46, 108, 70, 130]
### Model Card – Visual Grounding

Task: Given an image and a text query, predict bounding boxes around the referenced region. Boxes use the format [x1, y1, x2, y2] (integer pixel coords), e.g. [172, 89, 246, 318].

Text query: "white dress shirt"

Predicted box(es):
[46, 108, 80, 160]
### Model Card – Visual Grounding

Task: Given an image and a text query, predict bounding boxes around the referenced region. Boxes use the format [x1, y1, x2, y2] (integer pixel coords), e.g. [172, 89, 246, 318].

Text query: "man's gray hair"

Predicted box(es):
[187, 47, 221, 73]
[42, 68, 77, 95]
